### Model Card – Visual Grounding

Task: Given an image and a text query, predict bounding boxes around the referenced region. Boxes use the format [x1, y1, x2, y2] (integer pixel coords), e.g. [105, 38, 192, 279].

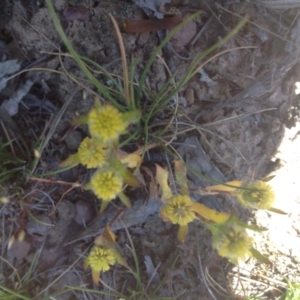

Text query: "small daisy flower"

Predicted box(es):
[212, 223, 253, 264]
[84, 225, 127, 285]
[160, 195, 197, 242]
[77, 137, 106, 169]
[162, 195, 196, 226]
[84, 245, 117, 273]
[235, 181, 275, 210]
[160, 194, 230, 242]
[88, 105, 128, 143]
[84, 245, 120, 285]
[90, 170, 123, 201]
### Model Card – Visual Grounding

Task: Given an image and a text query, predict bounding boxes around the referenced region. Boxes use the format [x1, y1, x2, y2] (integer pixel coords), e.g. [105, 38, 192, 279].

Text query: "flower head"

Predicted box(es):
[88, 105, 128, 143]
[84, 225, 127, 285]
[90, 170, 123, 201]
[84, 245, 117, 273]
[84, 244, 119, 285]
[162, 195, 196, 226]
[77, 137, 106, 168]
[235, 181, 275, 210]
[212, 223, 253, 264]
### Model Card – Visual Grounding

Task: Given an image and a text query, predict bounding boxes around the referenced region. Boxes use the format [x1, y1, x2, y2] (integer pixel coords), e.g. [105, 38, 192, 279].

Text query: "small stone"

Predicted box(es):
[65, 130, 83, 151]
[75, 200, 94, 225]
[26, 215, 52, 236]
[63, 6, 90, 22]
[137, 32, 150, 46]
[170, 14, 196, 53]
[10, 240, 30, 260]
[185, 88, 195, 106]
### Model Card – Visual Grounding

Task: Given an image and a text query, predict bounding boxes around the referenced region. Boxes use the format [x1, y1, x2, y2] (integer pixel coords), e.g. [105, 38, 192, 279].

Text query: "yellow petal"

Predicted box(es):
[92, 270, 101, 286]
[118, 192, 132, 208]
[103, 225, 116, 244]
[122, 110, 141, 124]
[100, 200, 109, 213]
[83, 258, 89, 270]
[178, 224, 188, 242]
[72, 114, 89, 125]
[174, 160, 188, 195]
[192, 203, 230, 223]
[119, 153, 142, 168]
[121, 168, 141, 187]
[142, 166, 159, 198]
[134, 142, 158, 155]
[160, 208, 169, 222]
[111, 249, 128, 267]
[59, 153, 80, 168]
[202, 181, 243, 194]
[94, 234, 105, 246]
[155, 164, 173, 202]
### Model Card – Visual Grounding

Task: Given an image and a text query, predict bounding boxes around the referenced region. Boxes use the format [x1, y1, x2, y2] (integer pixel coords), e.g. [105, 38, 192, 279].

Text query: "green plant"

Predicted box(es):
[276, 279, 300, 300]
[42, 0, 272, 294]
[0, 139, 25, 186]
[45, 0, 247, 151]
[59, 100, 141, 212]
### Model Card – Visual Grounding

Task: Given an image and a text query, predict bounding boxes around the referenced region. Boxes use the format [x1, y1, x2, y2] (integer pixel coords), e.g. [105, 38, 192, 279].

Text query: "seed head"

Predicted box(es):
[88, 106, 127, 142]
[235, 181, 275, 209]
[162, 195, 196, 226]
[77, 137, 106, 168]
[212, 223, 253, 263]
[84, 245, 117, 273]
[90, 170, 123, 201]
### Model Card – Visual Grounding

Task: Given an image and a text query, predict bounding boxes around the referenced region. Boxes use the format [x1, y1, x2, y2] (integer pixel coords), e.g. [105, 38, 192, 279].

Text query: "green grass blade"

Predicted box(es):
[0, 286, 31, 300]
[45, 0, 120, 108]
[162, 16, 248, 103]
[137, 11, 203, 106]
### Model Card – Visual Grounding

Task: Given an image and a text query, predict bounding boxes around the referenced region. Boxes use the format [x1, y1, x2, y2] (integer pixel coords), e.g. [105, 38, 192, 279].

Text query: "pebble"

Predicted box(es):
[65, 130, 82, 151]
[75, 200, 94, 225]
[63, 6, 90, 22]
[10, 240, 31, 260]
[137, 32, 150, 46]
[170, 14, 197, 53]
[26, 215, 52, 236]
[185, 88, 195, 106]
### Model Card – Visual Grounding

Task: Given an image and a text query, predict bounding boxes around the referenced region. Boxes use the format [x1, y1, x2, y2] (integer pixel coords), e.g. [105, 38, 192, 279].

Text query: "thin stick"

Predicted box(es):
[198, 255, 218, 300]
[216, 3, 300, 50]
[29, 177, 80, 186]
[156, 54, 179, 145]
[0, 121, 16, 157]
[0, 255, 21, 284]
[193, 46, 257, 77]
[109, 13, 130, 105]
[33, 247, 89, 299]
[49, 184, 77, 216]
[57, 48, 106, 101]
[30, 85, 80, 174]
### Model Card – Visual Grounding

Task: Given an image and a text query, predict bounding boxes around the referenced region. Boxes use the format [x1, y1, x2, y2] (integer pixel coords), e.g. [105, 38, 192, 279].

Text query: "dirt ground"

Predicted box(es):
[1, 0, 300, 299]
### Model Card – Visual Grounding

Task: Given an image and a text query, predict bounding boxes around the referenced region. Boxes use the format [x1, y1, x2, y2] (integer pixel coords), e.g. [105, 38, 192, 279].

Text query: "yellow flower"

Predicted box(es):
[160, 195, 196, 242]
[160, 194, 230, 242]
[85, 245, 117, 273]
[84, 245, 117, 285]
[162, 195, 196, 226]
[88, 106, 127, 142]
[235, 181, 275, 210]
[90, 170, 123, 201]
[212, 223, 253, 264]
[77, 137, 106, 168]
[84, 225, 127, 285]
